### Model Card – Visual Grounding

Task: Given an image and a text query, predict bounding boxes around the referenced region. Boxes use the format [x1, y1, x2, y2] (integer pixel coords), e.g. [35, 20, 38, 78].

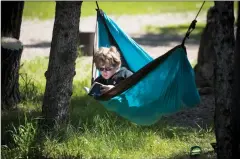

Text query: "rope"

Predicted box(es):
[91, 13, 99, 84]
[182, 1, 205, 46]
[194, 1, 206, 20]
[96, 1, 99, 10]
[95, 1, 104, 17]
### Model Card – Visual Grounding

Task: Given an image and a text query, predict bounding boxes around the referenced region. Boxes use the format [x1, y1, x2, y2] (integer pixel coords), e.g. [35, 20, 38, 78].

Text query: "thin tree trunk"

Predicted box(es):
[42, 1, 82, 128]
[232, 1, 240, 157]
[1, 1, 24, 39]
[213, 2, 235, 159]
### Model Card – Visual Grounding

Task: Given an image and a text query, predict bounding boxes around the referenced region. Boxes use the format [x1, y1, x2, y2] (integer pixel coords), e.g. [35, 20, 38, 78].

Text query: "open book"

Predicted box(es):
[83, 82, 103, 97]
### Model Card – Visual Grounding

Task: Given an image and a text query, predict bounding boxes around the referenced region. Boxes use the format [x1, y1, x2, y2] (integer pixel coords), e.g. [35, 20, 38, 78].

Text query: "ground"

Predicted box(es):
[20, 12, 207, 61]
[19, 12, 214, 129]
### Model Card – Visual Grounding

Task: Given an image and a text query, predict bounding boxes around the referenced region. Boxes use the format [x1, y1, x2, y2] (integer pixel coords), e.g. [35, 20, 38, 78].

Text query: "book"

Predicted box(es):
[83, 82, 103, 97]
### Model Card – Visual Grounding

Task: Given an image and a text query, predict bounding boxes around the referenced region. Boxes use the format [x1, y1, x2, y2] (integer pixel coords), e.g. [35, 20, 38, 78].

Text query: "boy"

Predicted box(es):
[93, 46, 133, 94]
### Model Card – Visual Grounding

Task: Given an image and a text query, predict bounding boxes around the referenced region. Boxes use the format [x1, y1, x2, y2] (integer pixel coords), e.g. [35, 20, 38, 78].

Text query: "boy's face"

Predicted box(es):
[98, 65, 118, 79]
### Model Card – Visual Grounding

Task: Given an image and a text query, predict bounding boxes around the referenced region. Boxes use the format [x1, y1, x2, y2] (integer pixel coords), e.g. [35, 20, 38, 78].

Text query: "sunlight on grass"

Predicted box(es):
[23, 2, 56, 20]
[2, 56, 216, 159]
[191, 60, 198, 68]
[23, 1, 214, 20]
[144, 23, 206, 35]
[42, 117, 215, 159]
[18, 57, 48, 111]
[73, 56, 92, 97]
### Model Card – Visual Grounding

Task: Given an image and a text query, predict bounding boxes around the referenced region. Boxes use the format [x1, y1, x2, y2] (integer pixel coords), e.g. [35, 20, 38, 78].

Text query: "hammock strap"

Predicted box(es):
[182, 1, 205, 46]
[91, 12, 98, 84]
[96, 1, 100, 10]
[95, 1, 132, 70]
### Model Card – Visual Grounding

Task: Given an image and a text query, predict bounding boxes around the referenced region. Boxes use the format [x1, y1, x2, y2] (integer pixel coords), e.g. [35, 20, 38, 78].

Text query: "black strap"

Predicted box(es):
[182, 1, 205, 46]
[96, 1, 99, 10]
[94, 1, 132, 71]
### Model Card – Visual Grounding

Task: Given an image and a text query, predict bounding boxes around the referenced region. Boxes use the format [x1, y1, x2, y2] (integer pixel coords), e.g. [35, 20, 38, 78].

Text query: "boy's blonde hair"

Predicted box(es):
[93, 46, 121, 68]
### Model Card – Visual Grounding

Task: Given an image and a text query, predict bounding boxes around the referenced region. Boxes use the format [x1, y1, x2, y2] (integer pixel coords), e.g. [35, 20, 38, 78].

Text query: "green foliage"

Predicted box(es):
[1, 57, 216, 159]
[23, 1, 214, 20]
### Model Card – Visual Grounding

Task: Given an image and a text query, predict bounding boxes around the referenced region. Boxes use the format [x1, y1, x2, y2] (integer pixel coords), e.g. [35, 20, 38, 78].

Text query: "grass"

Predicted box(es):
[144, 23, 206, 35]
[23, 1, 214, 20]
[1, 56, 216, 159]
[144, 23, 206, 41]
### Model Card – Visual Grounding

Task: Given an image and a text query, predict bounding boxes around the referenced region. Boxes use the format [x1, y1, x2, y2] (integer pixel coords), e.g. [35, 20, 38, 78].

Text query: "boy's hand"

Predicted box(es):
[100, 85, 114, 93]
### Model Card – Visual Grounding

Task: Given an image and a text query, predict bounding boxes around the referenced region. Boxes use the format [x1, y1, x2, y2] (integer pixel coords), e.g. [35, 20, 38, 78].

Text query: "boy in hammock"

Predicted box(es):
[93, 46, 133, 94]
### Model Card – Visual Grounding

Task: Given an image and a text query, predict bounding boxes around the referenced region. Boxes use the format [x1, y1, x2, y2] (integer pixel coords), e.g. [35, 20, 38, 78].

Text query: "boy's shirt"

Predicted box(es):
[94, 67, 133, 86]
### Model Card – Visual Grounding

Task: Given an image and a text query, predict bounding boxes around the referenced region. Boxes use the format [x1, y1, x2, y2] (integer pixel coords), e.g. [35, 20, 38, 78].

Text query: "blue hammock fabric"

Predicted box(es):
[95, 11, 201, 126]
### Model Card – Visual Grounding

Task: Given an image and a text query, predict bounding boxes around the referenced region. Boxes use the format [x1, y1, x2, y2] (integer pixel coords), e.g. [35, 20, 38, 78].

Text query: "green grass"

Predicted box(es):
[23, 1, 214, 20]
[144, 23, 206, 34]
[144, 23, 206, 41]
[1, 56, 216, 159]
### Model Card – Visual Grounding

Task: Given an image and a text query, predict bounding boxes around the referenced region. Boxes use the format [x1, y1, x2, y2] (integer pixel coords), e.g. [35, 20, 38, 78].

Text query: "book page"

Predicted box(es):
[83, 87, 90, 93]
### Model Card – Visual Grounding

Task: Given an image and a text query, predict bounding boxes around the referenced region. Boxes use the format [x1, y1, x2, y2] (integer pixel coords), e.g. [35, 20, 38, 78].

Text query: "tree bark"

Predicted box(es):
[42, 1, 82, 127]
[232, 1, 240, 157]
[213, 2, 235, 159]
[1, 1, 24, 110]
[1, 37, 23, 110]
[79, 32, 95, 56]
[1, 1, 24, 39]
[194, 6, 218, 95]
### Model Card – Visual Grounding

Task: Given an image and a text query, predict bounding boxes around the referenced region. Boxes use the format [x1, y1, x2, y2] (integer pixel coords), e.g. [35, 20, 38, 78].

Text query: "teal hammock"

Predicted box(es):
[91, 8, 201, 126]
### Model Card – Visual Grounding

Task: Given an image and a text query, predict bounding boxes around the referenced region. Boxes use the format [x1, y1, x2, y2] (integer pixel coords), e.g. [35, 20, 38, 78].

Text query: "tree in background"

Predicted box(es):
[42, 1, 82, 128]
[1, 1, 24, 110]
[212, 1, 235, 159]
[194, 4, 216, 95]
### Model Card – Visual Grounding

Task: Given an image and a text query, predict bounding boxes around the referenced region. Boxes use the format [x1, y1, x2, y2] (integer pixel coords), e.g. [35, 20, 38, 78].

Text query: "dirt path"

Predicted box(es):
[20, 12, 206, 62]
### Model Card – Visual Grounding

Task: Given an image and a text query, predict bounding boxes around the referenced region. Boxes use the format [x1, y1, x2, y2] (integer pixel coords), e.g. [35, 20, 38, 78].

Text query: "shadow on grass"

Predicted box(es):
[2, 93, 214, 159]
[70, 94, 214, 137]
[1, 94, 114, 158]
[132, 24, 205, 47]
[1, 88, 45, 158]
[1, 92, 44, 146]
[1, 108, 45, 158]
[1, 109, 39, 145]
[70, 95, 125, 128]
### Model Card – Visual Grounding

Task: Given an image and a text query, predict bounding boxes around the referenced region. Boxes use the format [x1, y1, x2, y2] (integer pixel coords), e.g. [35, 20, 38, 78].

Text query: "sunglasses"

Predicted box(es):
[98, 67, 114, 72]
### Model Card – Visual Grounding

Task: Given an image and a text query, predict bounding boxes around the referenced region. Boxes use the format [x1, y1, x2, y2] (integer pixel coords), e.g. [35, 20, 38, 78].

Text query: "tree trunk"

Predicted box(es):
[79, 32, 95, 56]
[1, 1, 24, 110]
[42, 1, 82, 128]
[232, 1, 240, 157]
[1, 1, 24, 39]
[213, 2, 235, 159]
[1, 37, 23, 110]
[194, 6, 217, 95]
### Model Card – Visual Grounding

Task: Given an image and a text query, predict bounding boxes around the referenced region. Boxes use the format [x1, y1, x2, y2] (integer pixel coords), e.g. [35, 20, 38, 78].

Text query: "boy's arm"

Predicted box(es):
[125, 69, 133, 78]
